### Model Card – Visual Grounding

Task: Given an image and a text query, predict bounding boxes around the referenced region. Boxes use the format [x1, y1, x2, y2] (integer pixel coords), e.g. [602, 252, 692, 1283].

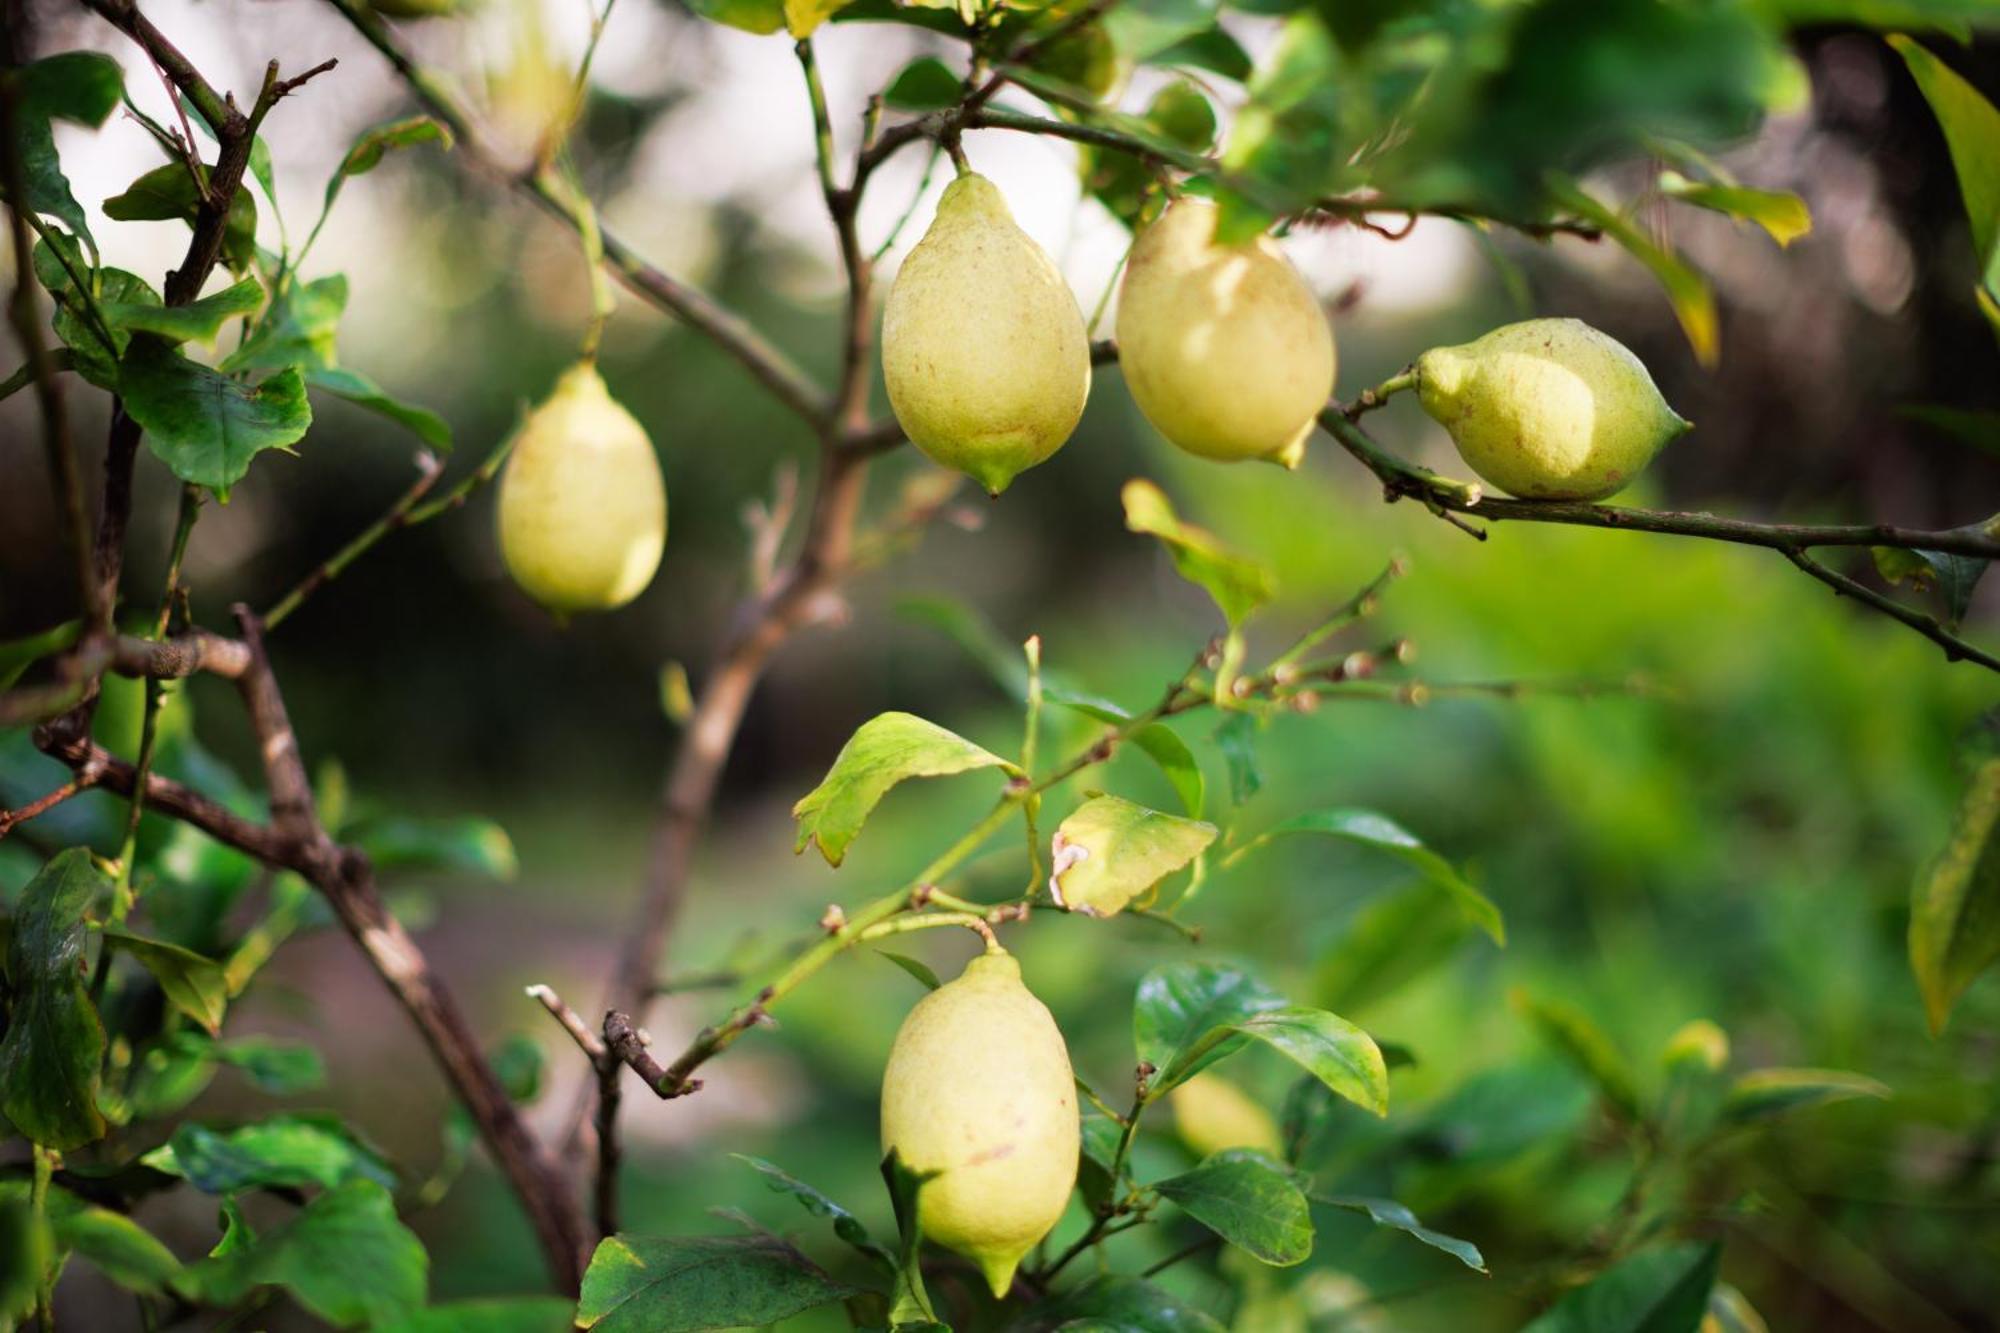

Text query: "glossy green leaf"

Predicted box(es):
[102, 926, 228, 1034]
[1229, 809, 1503, 945]
[1721, 1067, 1891, 1124]
[5, 52, 123, 247]
[176, 1180, 427, 1327]
[223, 274, 347, 374]
[1313, 1194, 1486, 1272]
[1135, 961, 1283, 1080]
[103, 162, 258, 272]
[884, 57, 963, 111]
[328, 116, 452, 205]
[375, 1298, 578, 1333]
[881, 1149, 939, 1326]
[576, 1233, 854, 1331]
[792, 711, 1017, 866]
[143, 1113, 399, 1194]
[1131, 723, 1204, 818]
[1122, 479, 1273, 628]
[118, 338, 310, 498]
[732, 1154, 894, 1270]
[1520, 1241, 1720, 1333]
[1513, 990, 1644, 1122]
[1051, 795, 1216, 917]
[1153, 1149, 1312, 1265]
[0, 848, 108, 1149]
[33, 239, 152, 389]
[101, 277, 262, 347]
[45, 1185, 181, 1295]
[876, 950, 941, 991]
[1910, 752, 2000, 1032]
[306, 365, 452, 452]
[1889, 35, 1999, 268]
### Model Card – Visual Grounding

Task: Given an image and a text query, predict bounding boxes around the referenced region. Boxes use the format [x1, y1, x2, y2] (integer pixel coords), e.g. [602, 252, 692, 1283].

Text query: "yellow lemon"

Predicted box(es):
[880, 949, 1078, 1296]
[1116, 196, 1335, 465]
[497, 362, 666, 613]
[1415, 318, 1690, 501]
[882, 173, 1092, 495]
[1169, 1072, 1284, 1161]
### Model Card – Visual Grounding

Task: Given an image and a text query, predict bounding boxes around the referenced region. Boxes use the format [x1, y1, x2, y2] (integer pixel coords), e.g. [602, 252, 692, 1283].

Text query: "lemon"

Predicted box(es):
[882, 173, 1092, 495]
[1415, 318, 1690, 501]
[880, 948, 1079, 1296]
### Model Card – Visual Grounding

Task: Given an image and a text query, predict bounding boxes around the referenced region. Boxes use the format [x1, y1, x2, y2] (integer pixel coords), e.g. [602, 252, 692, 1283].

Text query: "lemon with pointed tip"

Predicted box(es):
[1116, 196, 1335, 465]
[882, 172, 1092, 495]
[1170, 1073, 1284, 1160]
[497, 362, 666, 613]
[1415, 318, 1690, 501]
[880, 948, 1079, 1297]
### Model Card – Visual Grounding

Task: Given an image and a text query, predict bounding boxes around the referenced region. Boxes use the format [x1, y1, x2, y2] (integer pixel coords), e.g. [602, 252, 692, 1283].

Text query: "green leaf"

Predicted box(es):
[1548, 176, 1717, 366]
[176, 1180, 427, 1327]
[1889, 35, 1999, 270]
[45, 1186, 181, 1295]
[375, 1297, 579, 1333]
[1720, 1068, 1891, 1124]
[1136, 961, 1282, 1081]
[1214, 711, 1262, 805]
[1152, 1149, 1312, 1265]
[1035, 1274, 1227, 1331]
[347, 814, 516, 878]
[223, 274, 347, 375]
[885, 57, 963, 111]
[1513, 990, 1644, 1122]
[1051, 795, 1216, 917]
[306, 367, 452, 452]
[208, 1035, 327, 1093]
[1121, 480, 1273, 628]
[1131, 723, 1204, 818]
[1520, 1241, 1720, 1333]
[685, 0, 786, 32]
[1657, 172, 1811, 246]
[103, 162, 258, 272]
[1184, 1006, 1388, 1115]
[34, 240, 153, 389]
[1151, 27, 1252, 80]
[1312, 1195, 1486, 1272]
[1872, 545, 1987, 629]
[880, 1149, 938, 1327]
[143, 1113, 399, 1194]
[0, 848, 108, 1149]
[102, 276, 261, 347]
[1910, 752, 2000, 1033]
[575, 1233, 854, 1331]
[792, 712, 1016, 866]
[102, 926, 228, 1034]
[731, 1154, 895, 1270]
[876, 950, 941, 991]
[328, 115, 452, 211]
[118, 338, 311, 498]
[784, 0, 851, 35]
[1105, 0, 1221, 61]
[0, 619, 82, 690]
[1228, 809, 1503, 945]
[4, 52, 124, 248]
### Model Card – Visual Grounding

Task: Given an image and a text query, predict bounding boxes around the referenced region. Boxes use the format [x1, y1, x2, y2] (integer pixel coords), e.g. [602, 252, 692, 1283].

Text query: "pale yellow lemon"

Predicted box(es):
[1416, 318, 1690, 501]
[1116, 196, 1335, 464]
[1170, 1072, 1285, 1161]
[497, 362, 666, 613]
[880, 949, 1078, 1297]
[882, 173, 1092, 495]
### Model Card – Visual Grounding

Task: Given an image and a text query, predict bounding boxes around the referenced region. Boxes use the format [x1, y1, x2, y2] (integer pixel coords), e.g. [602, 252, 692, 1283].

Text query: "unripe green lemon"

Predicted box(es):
[1115, 196, 1335, 465]
[882, 173, 1092, 495]
[880, 948, 1079, 1297]
[1415, 318, 1690, 501]
[497, 362, 666, 614]
[1169, 1073, 1284, 1160]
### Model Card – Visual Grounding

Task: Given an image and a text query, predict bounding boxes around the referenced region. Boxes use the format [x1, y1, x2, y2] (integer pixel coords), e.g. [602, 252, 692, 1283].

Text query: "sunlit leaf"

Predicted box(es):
[1658, 172, 1811, 245]
[1051, 794, 1216, 917]
[792, 712, 1017, 866]
[118, 338, 310, 499]
[1889, 34, 1999, 268]
[1122, 479, 1274, 628]
[103, 926, 228, 1034]
[1720, 1067, 1891, 1124]
[1548, 176, 1717, 366]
